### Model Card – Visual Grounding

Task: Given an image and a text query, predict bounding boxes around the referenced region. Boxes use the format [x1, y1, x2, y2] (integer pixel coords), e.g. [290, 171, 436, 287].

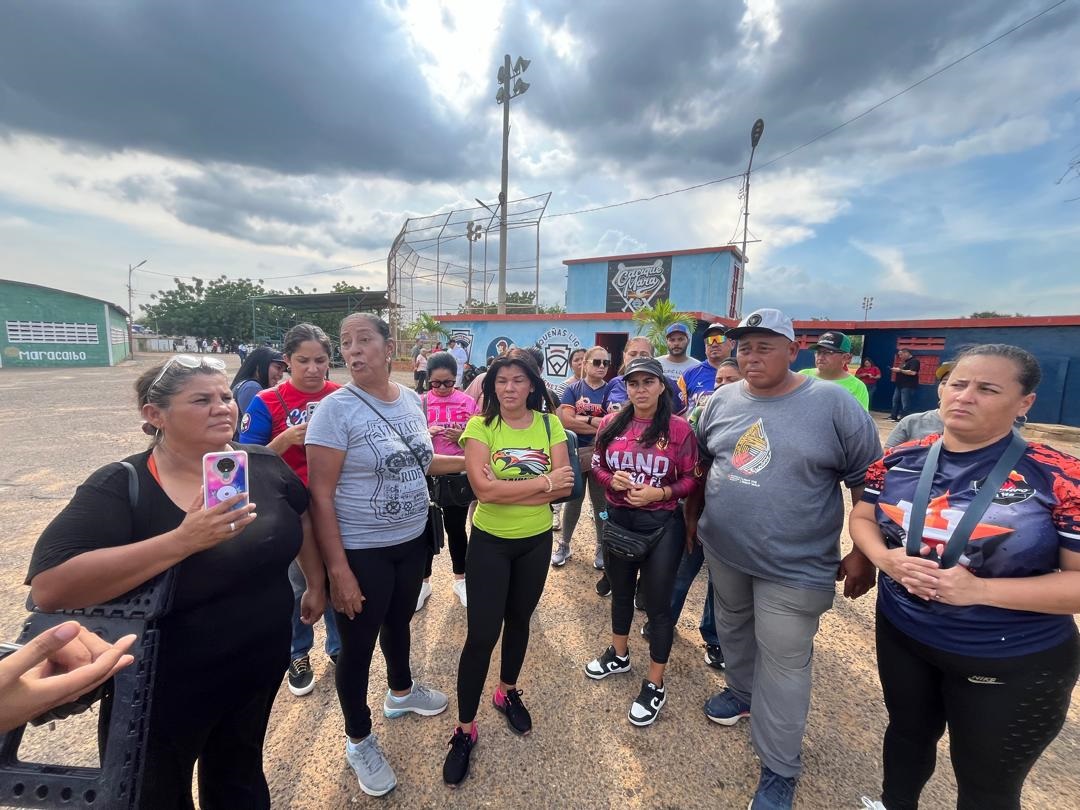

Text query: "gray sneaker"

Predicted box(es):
[551, 543, 572, 567]
[383, 681, 449, 718]
[346, 734, 397, 797]
[593, 543, 605, 570]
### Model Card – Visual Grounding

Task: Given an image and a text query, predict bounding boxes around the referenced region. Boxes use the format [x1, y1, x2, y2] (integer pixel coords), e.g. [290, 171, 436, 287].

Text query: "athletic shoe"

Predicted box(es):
[585, 646, 631, 680]
[415, 580, 433, 612]
[493, 687, 532, 735]
[551, 504, 562, 531]
[453, 578, 468, 608]
[634, 588, 646, 611]
[595, 574, 611, 597]
[704, 688, 750, 725]
[383, 681, 449, 718]
[705, 644, 725, 670]
[287, 655, 315, 697]
[628, 679, 666, 727]
[748, 765, 796, 810]
[551, 544, 572, 567]
[859, 799, 886, 810]
[593, 544, 605, 570]
[442, 726, 477, 787]
[346, 734, 397, 797]
[329, 653, 339, 666]
[641, 621, 651, 641]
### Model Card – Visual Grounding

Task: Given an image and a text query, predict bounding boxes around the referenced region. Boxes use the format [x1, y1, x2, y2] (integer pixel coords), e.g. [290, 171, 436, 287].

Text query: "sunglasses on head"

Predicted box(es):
[705, 335, 727, 346]
[428, 379, 455, 389]
[149, 354, 227, 391]
[590, 358, 611, 367]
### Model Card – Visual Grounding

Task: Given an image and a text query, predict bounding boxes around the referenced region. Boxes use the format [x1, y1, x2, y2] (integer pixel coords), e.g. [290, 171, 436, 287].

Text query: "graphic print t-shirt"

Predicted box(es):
[863, 434, 1080, 657]
[657, 354, 701, 383]
[425, 390, 478, 456]
[559, 379, 617, 448]
[678, 362, 722, 410]
[696, 377, 882, 590]
[461, 412, 566, 539]
[305, 384, 433, 549]
[240, 379, 341, 484]
[591, 415, 698, 511]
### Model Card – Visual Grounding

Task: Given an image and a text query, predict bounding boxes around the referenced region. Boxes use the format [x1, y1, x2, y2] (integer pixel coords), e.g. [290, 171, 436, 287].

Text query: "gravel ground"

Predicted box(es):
[1, 355, 1077, 809]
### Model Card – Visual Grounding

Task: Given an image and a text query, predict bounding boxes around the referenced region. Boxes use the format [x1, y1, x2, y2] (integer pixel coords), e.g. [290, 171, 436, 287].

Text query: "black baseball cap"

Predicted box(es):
[623, 357, 665, 381]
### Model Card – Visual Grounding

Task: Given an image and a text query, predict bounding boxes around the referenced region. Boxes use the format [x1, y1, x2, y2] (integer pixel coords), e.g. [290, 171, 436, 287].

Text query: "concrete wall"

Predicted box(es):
[565, 249, 737, 316]
[0, 279, 128, 368]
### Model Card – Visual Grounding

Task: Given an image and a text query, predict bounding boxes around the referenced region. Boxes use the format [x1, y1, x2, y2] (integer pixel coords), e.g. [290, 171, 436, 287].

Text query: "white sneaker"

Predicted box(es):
[453, 578, 467, 607]
[346, 734, 397, 797]
[860, 798, 886, 810]
[415, 580, 432, 612]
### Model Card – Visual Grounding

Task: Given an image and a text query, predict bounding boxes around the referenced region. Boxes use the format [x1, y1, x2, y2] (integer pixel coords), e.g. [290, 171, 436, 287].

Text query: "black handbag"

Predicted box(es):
[344, 385, 445, 555]
[542, 414, 584, 504]
[430, 473, 475, 508]
[602, 513, 672, 562]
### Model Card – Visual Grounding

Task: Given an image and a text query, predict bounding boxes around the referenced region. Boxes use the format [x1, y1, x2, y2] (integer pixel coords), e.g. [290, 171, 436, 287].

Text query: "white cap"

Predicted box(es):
[725, 308, 795, 341]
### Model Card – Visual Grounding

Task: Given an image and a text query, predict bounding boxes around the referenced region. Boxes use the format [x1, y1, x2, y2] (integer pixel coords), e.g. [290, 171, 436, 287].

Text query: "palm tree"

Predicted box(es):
[632, 300, 697, 353]
[404, 313, 450, 343]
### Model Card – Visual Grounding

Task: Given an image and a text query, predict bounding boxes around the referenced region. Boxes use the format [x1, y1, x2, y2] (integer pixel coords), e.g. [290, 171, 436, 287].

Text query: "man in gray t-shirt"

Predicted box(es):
[686, 307, 882, 809]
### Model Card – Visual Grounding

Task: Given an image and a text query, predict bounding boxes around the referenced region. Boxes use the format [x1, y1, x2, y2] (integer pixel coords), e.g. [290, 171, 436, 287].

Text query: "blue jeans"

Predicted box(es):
[669, 541, 719, 646]
[890, 386, 915, 419]
[289, 561, 341, 660]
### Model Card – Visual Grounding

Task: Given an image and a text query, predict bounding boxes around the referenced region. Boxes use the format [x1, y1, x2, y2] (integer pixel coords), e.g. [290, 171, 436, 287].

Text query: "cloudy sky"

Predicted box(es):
[1, 0, 1078, 321]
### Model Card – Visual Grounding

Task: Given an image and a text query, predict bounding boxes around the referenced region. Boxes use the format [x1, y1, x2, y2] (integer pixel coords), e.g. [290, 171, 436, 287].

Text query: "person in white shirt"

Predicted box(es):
[656, 323, 701, 382]
[449, 340, 470, 388]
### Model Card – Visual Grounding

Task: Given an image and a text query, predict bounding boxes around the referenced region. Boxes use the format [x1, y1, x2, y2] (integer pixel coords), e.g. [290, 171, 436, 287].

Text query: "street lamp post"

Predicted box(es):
[734, 118, 765, 319]
[127, 259, 147, 357]
[466, 221, 483, 312]
[495, 53, 530, 314]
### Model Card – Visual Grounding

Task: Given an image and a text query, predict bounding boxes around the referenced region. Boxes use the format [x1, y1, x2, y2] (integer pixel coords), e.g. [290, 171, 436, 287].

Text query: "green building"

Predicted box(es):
[0, 279, 131, 368]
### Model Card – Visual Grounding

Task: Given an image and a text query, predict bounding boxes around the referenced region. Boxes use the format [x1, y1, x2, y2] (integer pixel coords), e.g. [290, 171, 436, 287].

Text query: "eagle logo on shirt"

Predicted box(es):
[731, 418, 771, 475]
[492, 448, 550, 477]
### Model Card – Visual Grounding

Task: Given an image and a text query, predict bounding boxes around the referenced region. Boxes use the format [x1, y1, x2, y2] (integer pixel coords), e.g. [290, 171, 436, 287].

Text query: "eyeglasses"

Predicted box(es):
[428, 379, 456, 389]
[590, 358, 611, 367]
[705, 335, 727, 346]
[149, 354, 227, 391]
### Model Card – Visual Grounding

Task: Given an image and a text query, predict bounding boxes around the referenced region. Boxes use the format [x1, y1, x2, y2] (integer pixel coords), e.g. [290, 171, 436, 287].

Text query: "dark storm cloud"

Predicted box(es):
[0, 1, 479, 180]
[502, 0, 1063, 179]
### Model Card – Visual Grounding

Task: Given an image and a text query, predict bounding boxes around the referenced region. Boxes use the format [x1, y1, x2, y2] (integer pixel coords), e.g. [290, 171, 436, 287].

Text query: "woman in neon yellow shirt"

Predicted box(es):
[442, 350, 575, 787]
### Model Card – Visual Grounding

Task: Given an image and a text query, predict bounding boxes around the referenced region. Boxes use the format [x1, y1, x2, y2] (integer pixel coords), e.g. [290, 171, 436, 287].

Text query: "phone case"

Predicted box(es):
[305, 401, 319, 420]
[202, 450, 249, 510]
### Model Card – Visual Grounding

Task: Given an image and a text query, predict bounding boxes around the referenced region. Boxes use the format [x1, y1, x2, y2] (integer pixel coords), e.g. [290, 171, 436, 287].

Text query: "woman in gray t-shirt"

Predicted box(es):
[306, 313, 464, 798]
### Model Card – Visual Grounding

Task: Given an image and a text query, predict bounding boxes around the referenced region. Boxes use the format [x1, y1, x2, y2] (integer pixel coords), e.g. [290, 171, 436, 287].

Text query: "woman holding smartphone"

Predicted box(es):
[583, 357, 698, 726]
[240, 322, 342, 697]
[442, 348, 575, 786]
[27, 355, 325, 808]
[306, 313, 465, 798]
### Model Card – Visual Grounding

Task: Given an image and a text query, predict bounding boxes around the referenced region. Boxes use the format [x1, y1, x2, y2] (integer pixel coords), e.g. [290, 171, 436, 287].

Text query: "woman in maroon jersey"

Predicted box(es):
[582, 357, 698, 726]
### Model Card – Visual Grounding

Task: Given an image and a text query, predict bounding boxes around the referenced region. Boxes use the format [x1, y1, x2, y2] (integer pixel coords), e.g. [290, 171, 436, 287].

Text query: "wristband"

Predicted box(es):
[541, 473, 553, 493]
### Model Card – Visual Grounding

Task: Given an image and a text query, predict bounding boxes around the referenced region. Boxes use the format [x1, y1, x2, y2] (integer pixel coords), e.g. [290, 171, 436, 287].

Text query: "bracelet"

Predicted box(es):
[541, 473, 553, 493]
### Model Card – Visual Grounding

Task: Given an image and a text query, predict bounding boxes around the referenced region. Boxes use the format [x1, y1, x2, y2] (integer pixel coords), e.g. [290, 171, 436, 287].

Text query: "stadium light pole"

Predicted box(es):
[466, 221, 483, 312]
[495, 53, 531, 314]
[734, 118, 764, 318]
[862, 295, 874, 322]
[127, 259, 148, 357]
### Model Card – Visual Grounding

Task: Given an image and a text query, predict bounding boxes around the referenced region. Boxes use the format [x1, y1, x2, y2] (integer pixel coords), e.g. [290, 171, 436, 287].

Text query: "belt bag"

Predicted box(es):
[602, 514, 671, 562]
[430, 473, 474, 508]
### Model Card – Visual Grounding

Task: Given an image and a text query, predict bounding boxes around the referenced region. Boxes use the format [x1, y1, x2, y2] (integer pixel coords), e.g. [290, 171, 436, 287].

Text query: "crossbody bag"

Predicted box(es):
[422, 393, 476, 508]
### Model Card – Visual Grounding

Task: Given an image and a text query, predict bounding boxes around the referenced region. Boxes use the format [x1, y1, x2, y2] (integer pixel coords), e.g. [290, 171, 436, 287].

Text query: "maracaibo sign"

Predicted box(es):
[606, 256, 671, 313]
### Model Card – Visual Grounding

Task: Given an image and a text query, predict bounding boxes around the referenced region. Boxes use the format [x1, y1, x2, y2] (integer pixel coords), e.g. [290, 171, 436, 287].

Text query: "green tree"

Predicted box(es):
[969, 311, 1026, 319]
[631, 300, 698, 353]
[140, 276, 272, 342]
[458, 290, 564, 315]
[403, 313, 450, 342]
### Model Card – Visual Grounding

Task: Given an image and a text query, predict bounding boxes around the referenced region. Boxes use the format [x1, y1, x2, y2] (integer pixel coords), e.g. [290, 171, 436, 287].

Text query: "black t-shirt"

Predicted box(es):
[896, 357, 921, 389]
[27, 444, 308, 686]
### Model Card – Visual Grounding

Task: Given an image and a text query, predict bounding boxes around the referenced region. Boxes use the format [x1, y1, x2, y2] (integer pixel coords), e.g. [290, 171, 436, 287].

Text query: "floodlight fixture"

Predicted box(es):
[514, 56, 531, 75]
[513, 78, 530, 96]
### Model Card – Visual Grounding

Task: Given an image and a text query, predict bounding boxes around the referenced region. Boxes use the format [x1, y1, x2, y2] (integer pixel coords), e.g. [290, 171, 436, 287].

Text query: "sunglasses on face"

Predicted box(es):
[428, 379, 456, 389]
[590, 358, 611, 367]
[150, 354, 227, 391]
[705, 335, 727, 346]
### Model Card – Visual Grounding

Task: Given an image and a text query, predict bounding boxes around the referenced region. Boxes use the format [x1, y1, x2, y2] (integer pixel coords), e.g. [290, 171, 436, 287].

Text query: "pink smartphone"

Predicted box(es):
[202, 450, 249, 510]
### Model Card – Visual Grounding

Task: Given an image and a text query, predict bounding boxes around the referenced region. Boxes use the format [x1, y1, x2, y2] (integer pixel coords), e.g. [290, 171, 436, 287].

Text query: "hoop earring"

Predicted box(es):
[1015, 414, 1028, 427]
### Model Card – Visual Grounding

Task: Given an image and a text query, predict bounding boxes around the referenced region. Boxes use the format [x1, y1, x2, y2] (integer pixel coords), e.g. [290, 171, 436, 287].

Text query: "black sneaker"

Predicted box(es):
[628, 679, 666, 727]
[641, 621, 651, 641]
[584, 646, 631, 680]
[595, 574, 611, 597]
[704, 644, 725, 670]
[442, 727, 476, 787]
[493, 688, 532, 735]
[287, 655, 315, 696]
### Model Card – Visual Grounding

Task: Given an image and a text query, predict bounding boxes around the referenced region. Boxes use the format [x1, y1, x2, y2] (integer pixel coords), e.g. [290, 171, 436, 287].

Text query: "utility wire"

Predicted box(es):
[545, 0, 1071, 219]
[134, 258, 385, 283]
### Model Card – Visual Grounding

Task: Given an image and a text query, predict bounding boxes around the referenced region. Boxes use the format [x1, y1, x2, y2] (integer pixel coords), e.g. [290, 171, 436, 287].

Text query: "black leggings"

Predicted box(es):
[604, 506, 684, 665]
[455, 526, 552, 724]
[424, 502, 470, 578]
[876, 609, 1080, 810]
[334, 534, 427, 740]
